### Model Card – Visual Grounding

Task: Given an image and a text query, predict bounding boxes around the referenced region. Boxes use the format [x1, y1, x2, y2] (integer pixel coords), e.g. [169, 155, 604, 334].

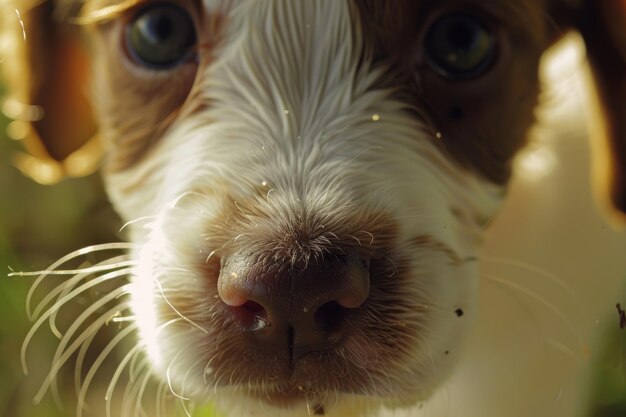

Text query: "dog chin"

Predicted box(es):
[248, 387, 327, 411]
[213, 388, 387, 417]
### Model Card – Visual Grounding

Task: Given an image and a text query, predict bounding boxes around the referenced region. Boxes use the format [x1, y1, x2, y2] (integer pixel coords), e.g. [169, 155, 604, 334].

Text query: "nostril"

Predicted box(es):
[230, 301, 269, 331]
[243, 300, 264, 314]
[315, 301, 349, 333]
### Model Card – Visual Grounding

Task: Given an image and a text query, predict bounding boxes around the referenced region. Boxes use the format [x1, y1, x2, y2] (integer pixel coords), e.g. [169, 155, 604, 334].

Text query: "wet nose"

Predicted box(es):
[217, 252, 370, 357]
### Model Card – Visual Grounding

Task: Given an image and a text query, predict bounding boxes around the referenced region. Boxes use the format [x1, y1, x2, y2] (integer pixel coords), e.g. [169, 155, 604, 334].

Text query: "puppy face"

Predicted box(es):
[3, 0, 626, 416]
[89, 1, 545, 413]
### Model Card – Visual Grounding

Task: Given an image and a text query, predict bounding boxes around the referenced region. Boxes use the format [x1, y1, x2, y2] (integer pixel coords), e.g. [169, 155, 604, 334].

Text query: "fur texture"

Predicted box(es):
[2, 1, 626, 417]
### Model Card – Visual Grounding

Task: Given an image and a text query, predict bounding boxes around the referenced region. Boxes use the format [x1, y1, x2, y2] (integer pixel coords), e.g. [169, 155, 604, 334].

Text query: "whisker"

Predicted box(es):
[106, 345, 143, 417]
[22, 281, 133, 375]
[360, 230, 375, 245]
[17, 242, 135, 318]
[120, 215, 158, 233]
[482, 274, 583, 349]
[181, 358, 201, 396]
[31, 255, 131, 322]
[156, 379, 167, 417]
[34, 300, 133, 405]
[50, 287, 131, 396]
[77, 324, 138, 417]
[546, 338, 586, 367]
[17, 261, 137, 278]
[47, 267, 133, 338]
[180, 397, 193, 417]
[74, 329, 98, 400]
[133, 366, 153, 417]
[135, 318, 185, 417]
[106, 316, 183, 417]
[154, 277, 208, 334]
[111, 315, 137, 323]
[167, 191, 211, 209]
[130, 342, 145, 383]
[121, 358, 149, 417]
[166, 349, 191, 401]
[179, 359, 203, 417]
[482, 256, 583, 314]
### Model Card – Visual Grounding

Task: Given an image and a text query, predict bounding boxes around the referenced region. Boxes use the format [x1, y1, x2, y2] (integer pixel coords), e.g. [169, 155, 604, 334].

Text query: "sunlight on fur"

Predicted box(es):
[3, 1, 626, 417]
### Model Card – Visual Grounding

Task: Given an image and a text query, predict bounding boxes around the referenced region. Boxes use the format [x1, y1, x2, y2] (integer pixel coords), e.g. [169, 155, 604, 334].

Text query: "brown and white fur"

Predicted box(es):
[2, 1, 626, 417]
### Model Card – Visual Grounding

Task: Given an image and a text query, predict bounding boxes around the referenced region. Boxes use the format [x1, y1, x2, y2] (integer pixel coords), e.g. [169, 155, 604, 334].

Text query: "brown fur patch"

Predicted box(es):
[83, 0, 222, 171]
[203, 190, 400, 267]
[353, 0, 563, 184]
[87, 16, 198, 170]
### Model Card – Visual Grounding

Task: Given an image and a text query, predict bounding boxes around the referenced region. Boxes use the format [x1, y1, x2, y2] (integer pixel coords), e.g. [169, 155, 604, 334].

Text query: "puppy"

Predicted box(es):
[2, 1, 625, 417]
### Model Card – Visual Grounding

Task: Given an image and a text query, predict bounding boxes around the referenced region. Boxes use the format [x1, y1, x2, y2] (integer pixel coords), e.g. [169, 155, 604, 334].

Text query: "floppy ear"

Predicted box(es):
[575, 0, 626, 220]
[1, 0, 100, 184]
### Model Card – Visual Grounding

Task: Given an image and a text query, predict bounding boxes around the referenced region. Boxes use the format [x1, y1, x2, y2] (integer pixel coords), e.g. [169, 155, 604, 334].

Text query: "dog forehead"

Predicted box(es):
[86, 0, 562, 192]
[201, 0, 555, 26]
[196, 0, 557, 66]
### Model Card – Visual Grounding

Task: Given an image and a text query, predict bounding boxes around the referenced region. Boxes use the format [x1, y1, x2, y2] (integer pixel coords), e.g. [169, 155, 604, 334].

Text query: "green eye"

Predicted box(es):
[127, 3, 197, 69]
[424, 13, 496, 79]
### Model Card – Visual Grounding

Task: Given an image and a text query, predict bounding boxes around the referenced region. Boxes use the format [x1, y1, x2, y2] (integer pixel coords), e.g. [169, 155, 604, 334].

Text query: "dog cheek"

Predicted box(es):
[421, 257, 479, 383]
[128, 210, 209, 368]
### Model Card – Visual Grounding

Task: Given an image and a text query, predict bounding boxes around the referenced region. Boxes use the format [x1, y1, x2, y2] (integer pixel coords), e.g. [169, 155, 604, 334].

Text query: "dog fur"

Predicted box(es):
[2, 1, 626, 417]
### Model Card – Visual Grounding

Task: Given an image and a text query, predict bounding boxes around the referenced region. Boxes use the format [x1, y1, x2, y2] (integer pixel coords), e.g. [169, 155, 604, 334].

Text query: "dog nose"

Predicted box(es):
[217, 252, 370, 356]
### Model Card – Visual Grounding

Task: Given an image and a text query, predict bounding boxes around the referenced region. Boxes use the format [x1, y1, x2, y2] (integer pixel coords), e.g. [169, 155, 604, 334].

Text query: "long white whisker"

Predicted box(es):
[482, 256, 583, 313]
[49, 287, 130, 400]
[177, 358, 202, 417]
[121, 358, 149, 417]
[482, 274, 583, 348]
[22, 278, 133, 375]
[31, 255, 132, 322]
[153, 277, 208, 334]
[17, 242, 135, 319]
[166, 349, 191, 401]
[47, 267, 132, 339]
[181, 357, 203, 400]
[120, 216, 158, 233]
[47, 262, 132, 338]
[77, 324, 137, 417]
[129, 343, 145, 383]
[180, 397, 193, 417]
[34, 300, 133, 404]
[167, 191, 210, 208]
[106, 345, 143, 417]
[134, 366, 153, 417]
[75, 330, 98, 399]
[157, 380, 168, 417]
[107, 318, 182, 417]
[16, 260, 135, 277]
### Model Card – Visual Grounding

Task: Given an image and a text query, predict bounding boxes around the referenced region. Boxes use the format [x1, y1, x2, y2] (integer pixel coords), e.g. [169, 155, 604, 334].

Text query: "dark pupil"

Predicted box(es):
[146, 14, 173, 44]
[424, 13, 494, 78]
[446, 21, 477, 52]
[128, 4, 196, 68]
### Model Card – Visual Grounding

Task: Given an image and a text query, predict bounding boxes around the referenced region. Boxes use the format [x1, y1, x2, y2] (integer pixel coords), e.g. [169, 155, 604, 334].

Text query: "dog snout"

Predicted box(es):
[217, 252, 370, 357]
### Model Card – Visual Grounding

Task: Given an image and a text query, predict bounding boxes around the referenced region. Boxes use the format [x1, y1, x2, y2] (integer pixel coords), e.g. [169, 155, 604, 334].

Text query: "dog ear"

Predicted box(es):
[1, 1, 99, 184]
[575, 0, 626, 219]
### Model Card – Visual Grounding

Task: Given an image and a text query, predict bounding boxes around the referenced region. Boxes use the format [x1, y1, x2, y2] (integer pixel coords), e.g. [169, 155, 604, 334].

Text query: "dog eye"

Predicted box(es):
[424, 13, 496, 79]
[126, 3, 197, 69]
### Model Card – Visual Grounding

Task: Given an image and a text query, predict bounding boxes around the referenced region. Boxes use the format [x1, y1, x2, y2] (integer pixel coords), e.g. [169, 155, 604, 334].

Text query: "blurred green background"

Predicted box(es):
[0, 80, 222, 416]
[0, 95, 625, 417]
[0, 94, 122, 416]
